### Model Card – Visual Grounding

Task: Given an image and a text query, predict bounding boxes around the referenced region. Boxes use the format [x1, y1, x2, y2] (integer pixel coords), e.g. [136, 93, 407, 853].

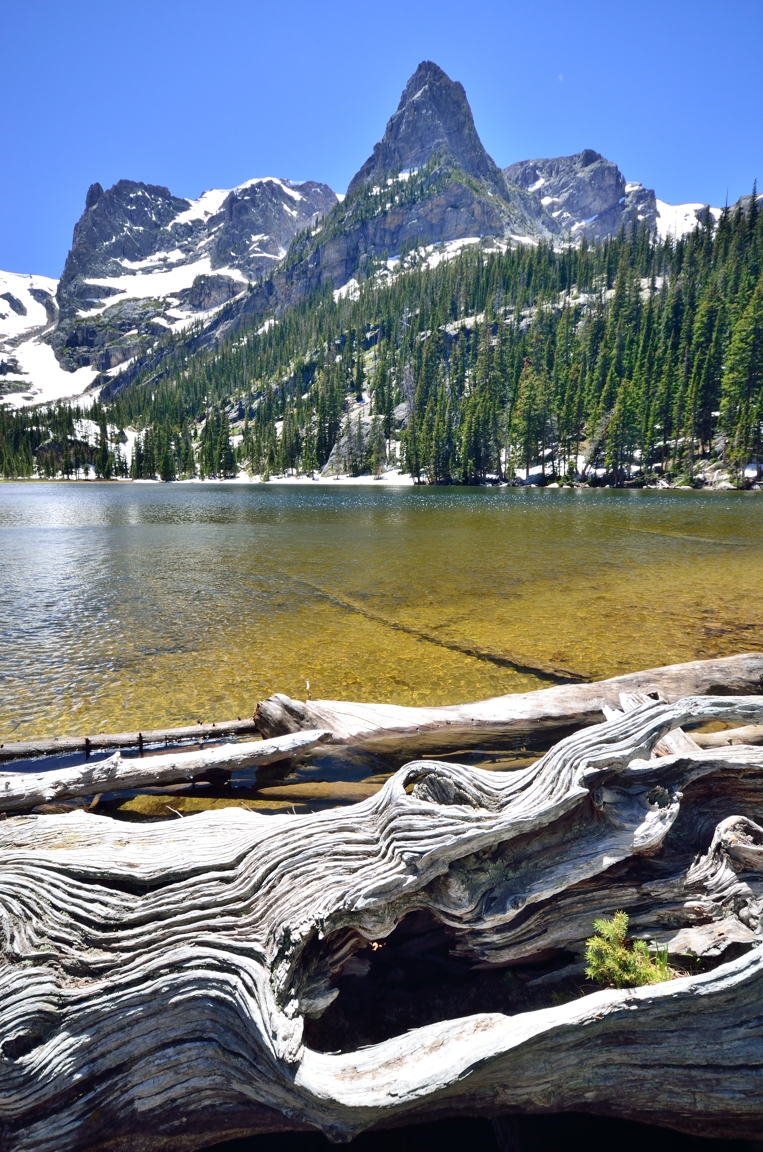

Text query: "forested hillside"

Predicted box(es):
[2, 192, 761, 486]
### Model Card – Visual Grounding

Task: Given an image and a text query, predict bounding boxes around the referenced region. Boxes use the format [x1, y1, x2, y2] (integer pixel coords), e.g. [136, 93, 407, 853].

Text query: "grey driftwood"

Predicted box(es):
[0, 729, 329, 813]
[255, 651, 763, 750]
[0, 718, 261, 763]
[1, 691, 762, 1151]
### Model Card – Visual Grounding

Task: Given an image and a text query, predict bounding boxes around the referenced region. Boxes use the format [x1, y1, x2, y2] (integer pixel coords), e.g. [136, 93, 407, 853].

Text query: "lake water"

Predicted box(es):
[1, 481, 761, 742]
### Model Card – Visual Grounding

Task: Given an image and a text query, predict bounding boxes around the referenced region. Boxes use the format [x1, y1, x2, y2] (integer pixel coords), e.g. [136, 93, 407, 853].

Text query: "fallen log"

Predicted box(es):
[1, 693, 763, 1151]
[0, 718, 260, 763]
[0, 729, 330, 813]
[255, 652, 763, 750]
[693, 724, 763, 748]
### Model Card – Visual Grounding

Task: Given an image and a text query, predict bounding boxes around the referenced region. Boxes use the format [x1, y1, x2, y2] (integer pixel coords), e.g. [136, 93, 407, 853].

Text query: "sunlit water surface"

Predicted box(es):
[1, 482, 761, 741]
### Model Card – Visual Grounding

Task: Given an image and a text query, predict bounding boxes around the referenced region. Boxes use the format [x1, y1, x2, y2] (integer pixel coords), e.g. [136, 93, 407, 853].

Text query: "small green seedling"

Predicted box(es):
[584, 911, 671, 988]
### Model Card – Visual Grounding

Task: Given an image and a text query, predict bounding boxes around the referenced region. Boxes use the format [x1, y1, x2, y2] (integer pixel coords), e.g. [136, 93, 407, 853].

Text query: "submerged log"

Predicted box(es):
[1, 693, 763, 1150]
[0, 729, 330, 813]
[0, 718, 261, 764]
[255, 652, 763, 750]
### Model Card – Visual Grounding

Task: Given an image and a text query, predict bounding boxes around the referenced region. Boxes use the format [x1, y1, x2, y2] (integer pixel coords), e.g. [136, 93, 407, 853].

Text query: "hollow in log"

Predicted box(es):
[1, 693, 763, 1150]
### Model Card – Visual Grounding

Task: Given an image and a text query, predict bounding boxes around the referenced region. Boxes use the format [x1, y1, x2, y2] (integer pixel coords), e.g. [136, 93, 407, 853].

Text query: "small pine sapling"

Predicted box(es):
[584, 911, 671, 988]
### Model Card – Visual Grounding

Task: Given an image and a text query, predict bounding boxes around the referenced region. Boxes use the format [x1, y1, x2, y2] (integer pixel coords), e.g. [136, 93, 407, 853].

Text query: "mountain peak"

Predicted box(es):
[347, 61, 500, 196]
[85, 182, 104, 210]
[504, 151, 657, 239]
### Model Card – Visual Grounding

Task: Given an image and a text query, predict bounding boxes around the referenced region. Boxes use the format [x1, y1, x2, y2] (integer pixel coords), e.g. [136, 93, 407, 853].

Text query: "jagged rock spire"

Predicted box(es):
[85, 182, 104, 211]
[347, 61, 501, 196]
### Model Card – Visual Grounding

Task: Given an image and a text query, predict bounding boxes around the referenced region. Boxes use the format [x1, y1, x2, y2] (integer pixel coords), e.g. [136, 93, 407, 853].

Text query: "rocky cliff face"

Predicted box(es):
[51, 177, 337, 372]
[244, 62, 545, 324]
[2, 60, 726, 409]
[505, 150, 657, 239]
[348, 61, 505, 196]
[96, 68, 674, 396]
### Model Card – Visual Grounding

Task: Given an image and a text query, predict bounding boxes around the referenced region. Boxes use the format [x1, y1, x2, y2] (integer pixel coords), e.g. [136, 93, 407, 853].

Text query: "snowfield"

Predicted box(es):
[0, 271, 58, 342]
[3, 339, 98, 410]
[655, 199, 722, 239]
[81, 257, 248, 317]
[0, 271, 100, 409]
[171, 177, 304, 228]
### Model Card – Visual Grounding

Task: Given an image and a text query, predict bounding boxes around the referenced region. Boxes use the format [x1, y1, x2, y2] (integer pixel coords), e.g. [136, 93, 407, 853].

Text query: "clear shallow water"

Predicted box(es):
[1, 481, 761, 741]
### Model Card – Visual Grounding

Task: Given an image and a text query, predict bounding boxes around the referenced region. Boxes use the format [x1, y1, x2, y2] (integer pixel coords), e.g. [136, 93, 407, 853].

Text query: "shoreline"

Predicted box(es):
[0, 472, 759, 491]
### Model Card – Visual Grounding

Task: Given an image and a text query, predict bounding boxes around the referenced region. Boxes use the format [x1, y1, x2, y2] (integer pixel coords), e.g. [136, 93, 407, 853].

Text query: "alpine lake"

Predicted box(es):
[2, 481, 762, 820]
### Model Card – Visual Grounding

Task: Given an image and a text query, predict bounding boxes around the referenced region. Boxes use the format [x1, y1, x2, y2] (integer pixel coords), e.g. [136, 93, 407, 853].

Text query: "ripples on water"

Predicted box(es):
[1, 482, 761, 740]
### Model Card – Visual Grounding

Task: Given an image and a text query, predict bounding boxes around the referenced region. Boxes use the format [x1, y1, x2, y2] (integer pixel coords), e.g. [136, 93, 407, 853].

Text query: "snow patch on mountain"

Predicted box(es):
[655, 199, 722, 239]
[170, 178, 304, 229]
[0, 271, 58, 342]
[3, 339, 98, 410]
[80, 258, 248, 317]
[333, 278, 360, 302]
[171, 187, 232, 227]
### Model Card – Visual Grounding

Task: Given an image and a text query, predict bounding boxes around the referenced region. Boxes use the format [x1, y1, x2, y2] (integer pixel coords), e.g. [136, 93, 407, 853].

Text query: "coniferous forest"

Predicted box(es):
[2, 195, 762, 486]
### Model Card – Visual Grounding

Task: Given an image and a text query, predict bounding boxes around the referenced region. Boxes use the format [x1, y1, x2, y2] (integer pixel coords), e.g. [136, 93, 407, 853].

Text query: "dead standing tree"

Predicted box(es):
[1, 681, 763, 1151]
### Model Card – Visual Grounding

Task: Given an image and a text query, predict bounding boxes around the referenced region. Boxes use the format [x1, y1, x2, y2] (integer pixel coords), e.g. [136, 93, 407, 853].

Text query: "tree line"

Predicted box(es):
[2, 188, 761, 485]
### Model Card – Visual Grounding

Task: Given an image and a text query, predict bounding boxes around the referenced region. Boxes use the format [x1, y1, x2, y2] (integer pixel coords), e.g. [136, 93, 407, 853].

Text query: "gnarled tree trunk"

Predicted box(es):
[1, 690, 763, 1150]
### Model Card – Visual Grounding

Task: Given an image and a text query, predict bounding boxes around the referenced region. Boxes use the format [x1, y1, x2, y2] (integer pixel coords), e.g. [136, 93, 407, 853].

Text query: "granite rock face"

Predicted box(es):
[505, 150, 657, 238]
[51, 177, 337, 371]
[245, 62, 544, 326]
[348, 61, 505, 196]
[6, 60, 716, 407]
[111, 67, 665, 382]
[0, 292, 27, 317]
[85, 182, 104, 210]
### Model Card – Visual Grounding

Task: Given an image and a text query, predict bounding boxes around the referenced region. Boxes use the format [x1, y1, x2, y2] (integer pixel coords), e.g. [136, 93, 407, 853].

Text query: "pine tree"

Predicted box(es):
[94, 414, 112, 479]
[721, 277, 763, 470]
[6, 205, 763, 488]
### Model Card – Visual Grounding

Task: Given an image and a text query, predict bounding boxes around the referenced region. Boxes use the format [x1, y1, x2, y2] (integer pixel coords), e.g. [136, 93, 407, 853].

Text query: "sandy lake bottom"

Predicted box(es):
[1, 482, 762, 741]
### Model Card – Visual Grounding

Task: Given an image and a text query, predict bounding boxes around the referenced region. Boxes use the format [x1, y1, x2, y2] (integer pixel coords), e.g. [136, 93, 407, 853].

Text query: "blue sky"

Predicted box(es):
[2, 0, 761, 277]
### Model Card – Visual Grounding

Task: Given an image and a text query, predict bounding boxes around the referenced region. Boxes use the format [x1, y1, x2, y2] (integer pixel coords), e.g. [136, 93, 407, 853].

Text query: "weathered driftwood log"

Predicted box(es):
[693, 724, 763, 748]
[0, 729, 329, 813]
[255, 652, 763, 750]
[1, 694, 763, 1151]
[0, 719, 261, 763]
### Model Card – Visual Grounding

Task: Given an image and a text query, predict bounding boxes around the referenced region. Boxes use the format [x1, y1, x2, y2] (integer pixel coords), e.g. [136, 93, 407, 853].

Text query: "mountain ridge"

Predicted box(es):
[0, 60, 733, 409]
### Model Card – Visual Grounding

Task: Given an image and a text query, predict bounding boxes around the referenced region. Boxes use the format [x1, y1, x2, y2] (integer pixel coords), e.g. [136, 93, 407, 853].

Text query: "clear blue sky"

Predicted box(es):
[2, 0, 761, 278]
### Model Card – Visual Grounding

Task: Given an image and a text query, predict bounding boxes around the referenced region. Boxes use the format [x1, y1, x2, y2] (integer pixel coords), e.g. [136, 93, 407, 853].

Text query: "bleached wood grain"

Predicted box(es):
[255, 652, 763, 748]
[1, 694, 762, 1150]
[0, 729, 329, 812]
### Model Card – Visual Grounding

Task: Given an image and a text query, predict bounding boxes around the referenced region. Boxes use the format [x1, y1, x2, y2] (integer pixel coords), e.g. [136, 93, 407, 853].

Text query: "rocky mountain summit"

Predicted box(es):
[348, 61, 507, 197]
[215, 61, 546, 339]
[52, 177, 337, 374]
[289, 62, 544, 272]
[1, 60, 730, 408]
[1, 176, 337, 404]
[505, 150, 657, 239]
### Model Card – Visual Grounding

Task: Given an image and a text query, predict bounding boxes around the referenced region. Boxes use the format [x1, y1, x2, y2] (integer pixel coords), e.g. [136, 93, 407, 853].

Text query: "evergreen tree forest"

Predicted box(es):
[0, 400, 129, 480]
[2, 193, 762, 486]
